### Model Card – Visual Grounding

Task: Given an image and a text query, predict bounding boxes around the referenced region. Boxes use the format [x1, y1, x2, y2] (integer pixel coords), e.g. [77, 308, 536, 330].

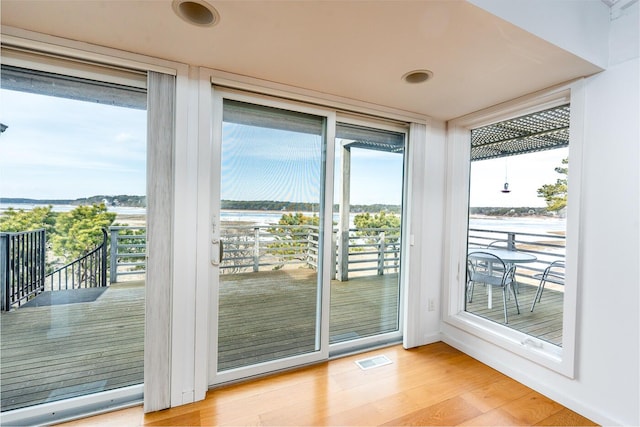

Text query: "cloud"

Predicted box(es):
[1, 88, 146, 199]
[114, 132, 138, 143]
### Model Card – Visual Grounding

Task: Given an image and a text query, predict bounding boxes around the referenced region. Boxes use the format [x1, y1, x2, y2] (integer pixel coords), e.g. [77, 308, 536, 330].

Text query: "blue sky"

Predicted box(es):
[221, 124, 322, 204]
[0, 87, 566, 208]
[0, 89, 147, 200]
[221, 121, 405, 206]
[336, 147, 404, 205]
[470, 147, 569, 208]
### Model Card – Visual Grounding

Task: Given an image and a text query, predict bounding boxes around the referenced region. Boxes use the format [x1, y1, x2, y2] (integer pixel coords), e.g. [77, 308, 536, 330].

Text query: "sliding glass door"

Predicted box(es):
[209, 94, 333, 382]
[207, 91, 408, 383]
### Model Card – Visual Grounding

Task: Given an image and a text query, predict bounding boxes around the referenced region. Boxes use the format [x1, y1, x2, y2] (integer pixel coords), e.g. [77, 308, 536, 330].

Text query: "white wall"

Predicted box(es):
[577, 54, 639, 426]
[421, 119, 447, 342]
[439, 5, 639, 425]
[468, 0, 610, 69]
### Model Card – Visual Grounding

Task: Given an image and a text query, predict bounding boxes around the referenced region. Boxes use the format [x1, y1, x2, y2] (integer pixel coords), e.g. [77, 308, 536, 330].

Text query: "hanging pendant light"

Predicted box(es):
[501, 158, 511, 193]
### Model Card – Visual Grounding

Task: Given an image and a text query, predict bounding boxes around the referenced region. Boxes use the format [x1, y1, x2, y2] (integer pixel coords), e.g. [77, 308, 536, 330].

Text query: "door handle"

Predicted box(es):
[211, 214, 223, 266]
[211, 239, 224, 266]
[211, 239, 219, 266]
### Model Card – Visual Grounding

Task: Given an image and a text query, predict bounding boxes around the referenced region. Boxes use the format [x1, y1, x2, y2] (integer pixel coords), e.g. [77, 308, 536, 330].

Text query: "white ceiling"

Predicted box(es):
[1, 0, 603, 121]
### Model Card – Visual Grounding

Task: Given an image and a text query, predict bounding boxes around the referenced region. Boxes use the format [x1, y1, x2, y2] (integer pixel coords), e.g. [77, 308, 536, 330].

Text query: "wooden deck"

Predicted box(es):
[0, 281, 145, 413]
[1, 270, 562, 412]
[218, 269, 400, 371]
[466, 280, 564, 346]
[0, 270, 399, 412]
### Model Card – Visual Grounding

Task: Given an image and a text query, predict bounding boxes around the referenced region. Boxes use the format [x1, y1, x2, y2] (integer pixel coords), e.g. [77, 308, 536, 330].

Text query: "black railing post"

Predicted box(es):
[1, 234, 8, 311]
[38, 230, 45, 294]
[101, 228, 108, 287]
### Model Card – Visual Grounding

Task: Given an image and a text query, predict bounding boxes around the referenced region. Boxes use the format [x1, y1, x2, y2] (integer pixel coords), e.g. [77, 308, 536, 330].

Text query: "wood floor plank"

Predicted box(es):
[458, 407, 528, 426]
[535, 407, 599, 426]
[500, 391, 566, 425]
[381, 395, 484, 426]
[53, 343, 595, 427]
[459, 376, 532, 413]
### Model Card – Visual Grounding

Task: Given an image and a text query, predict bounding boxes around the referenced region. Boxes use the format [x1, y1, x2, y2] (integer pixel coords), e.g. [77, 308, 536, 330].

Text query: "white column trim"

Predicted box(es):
[144, 71, 176, 412]
[403, 122, 428, 349]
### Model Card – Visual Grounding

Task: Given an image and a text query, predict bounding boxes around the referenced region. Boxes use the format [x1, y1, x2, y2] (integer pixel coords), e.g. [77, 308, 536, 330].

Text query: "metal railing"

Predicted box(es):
[109, 226, 146, 283]
[220, 224, 400, 279]
[107, 224, 401, 281]
[105, 225, 565, 286]
[337, 227, 400, 279]
[45, 228, 108, 292]
[468, 227, 566, 284]
[220, 224, 320, 273]
[1, 229, 46, 310]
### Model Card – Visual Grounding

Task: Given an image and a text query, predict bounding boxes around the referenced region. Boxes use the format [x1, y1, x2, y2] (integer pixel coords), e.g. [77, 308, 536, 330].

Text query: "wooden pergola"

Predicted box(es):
[471, 104, 570, 161]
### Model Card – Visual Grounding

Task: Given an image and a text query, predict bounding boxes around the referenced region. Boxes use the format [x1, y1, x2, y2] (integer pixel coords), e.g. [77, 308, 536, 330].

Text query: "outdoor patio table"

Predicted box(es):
[467, 248, 537, 309]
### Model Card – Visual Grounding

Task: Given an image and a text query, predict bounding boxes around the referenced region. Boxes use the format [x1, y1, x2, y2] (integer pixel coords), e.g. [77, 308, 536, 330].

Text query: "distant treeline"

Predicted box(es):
[470, 207, 555, 216]
[2, 195, 146, 208]
[4, 197, 557, 217]
[221, 200, 402, 214]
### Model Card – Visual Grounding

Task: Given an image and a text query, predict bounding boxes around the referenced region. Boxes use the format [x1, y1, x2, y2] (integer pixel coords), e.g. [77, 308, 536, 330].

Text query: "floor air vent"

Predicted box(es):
[355, 355, 392, 370]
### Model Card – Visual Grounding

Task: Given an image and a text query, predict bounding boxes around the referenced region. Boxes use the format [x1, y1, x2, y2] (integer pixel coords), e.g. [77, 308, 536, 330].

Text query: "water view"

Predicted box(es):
[1, 202, 565, 233]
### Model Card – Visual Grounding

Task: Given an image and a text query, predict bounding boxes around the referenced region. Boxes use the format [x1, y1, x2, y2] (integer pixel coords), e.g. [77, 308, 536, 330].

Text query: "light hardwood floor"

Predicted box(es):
[58, 342, 596, 426]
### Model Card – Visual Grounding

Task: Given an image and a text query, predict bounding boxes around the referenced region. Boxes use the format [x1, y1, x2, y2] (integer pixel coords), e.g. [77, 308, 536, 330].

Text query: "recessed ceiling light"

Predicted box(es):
[172, 0, 220, 27]
[402, 70, 434, 84]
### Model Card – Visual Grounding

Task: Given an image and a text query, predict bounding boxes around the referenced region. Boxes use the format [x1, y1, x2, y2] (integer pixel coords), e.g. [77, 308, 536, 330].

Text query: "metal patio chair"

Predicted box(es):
[467, 251, 520, 323]
[530, 260, 565, 312]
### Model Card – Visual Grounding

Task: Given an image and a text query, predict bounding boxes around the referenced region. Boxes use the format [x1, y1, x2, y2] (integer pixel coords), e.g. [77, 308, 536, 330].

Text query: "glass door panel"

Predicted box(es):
[330, 123, 405, 345]
[0, 66, 146, 412]
[216, 99, 327, 372]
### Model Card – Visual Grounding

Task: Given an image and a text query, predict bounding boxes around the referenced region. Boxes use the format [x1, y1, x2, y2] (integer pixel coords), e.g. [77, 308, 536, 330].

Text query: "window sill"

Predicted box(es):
[443, 311, 574, 378]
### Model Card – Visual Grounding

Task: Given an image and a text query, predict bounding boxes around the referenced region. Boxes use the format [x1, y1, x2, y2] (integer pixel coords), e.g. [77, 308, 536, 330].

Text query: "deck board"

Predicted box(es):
[1, 269, 562, 412]
[216, 269, 400, 371]
[465, 279, 564, 346]
[0, 282, 146, 412]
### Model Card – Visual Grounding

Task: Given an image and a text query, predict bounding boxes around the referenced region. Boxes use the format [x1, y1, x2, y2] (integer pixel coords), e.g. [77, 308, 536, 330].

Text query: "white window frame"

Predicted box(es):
[442, 80, 585, 378]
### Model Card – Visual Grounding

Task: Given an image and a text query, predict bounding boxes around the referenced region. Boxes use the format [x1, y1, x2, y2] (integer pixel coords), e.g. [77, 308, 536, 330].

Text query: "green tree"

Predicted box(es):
[537, 158, 568, 212]
[50, 204, 116, 259]
[276, 212, 320, 228]
[0, 206, 57, 234]
[353, 211, 401, 241]
[267, 213, 319, 267]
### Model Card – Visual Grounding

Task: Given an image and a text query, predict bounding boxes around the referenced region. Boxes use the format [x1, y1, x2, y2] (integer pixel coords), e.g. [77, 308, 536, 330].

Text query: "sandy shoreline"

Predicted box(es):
[113, 213, 147, 227]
